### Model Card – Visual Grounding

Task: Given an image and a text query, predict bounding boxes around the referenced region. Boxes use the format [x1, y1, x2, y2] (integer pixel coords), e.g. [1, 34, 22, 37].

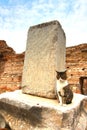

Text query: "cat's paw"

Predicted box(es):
[63, 104, 67, 107]
[59, 103, 63, 106]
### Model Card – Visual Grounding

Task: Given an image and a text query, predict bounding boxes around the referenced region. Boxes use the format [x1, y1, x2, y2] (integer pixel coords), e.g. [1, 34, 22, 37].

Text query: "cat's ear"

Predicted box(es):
[64, 69, 67, 72]
[56, 70, 58, 73]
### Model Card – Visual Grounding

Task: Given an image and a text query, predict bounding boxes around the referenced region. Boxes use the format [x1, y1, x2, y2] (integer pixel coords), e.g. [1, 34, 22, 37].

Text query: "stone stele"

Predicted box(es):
[22, 20, 66, 98]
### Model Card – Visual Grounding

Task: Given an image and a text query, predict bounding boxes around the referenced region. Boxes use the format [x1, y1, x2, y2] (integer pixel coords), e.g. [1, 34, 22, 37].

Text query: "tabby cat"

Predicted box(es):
[56, 70, 73, 105]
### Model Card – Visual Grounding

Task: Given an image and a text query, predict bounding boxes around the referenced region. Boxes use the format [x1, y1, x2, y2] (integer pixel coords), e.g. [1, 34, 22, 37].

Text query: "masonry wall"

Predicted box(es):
[0, 40, 24, 93]
[66, 43, 87, 93]
[0, 40, 87, 94]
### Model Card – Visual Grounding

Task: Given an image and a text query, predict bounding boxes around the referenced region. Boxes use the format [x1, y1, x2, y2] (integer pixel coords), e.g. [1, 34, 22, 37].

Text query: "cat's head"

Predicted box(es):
[56, 70, 67, 81]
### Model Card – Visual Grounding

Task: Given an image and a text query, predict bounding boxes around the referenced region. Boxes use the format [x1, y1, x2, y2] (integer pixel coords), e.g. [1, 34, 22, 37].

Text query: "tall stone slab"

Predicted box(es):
[22, 20, 66, 98]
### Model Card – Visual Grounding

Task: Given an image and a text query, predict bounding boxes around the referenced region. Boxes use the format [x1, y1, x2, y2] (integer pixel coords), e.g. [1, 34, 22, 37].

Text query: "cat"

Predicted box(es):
[56, 70, 73, 106]
[0, 114, 11, 130]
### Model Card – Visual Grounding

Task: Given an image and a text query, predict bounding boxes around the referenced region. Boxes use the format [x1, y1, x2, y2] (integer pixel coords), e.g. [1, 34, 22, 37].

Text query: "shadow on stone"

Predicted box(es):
[28, 106, 43, 127]
[0, 101, 43, 128]
[0, 113, 11, 130]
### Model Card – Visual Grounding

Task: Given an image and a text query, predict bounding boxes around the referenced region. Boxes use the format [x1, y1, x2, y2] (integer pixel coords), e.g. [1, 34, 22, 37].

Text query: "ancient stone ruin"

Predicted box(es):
[0, 91, 87, 130]
[0, 40, 24, 93]
[0, 20, 87, 130]
[66, 44, 87, 94]
[22, 20, 66, 99]
[0, 41, 87, 94]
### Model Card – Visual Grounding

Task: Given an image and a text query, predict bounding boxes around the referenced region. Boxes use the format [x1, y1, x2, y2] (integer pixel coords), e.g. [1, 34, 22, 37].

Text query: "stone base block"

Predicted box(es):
[0, 90, 87, 130]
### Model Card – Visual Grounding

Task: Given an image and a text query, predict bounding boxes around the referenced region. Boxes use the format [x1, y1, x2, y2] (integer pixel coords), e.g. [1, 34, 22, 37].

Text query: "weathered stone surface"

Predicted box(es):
[22, 20, 66, 98]
[0, 91, 87, 130]
[82, 98, 87, 114]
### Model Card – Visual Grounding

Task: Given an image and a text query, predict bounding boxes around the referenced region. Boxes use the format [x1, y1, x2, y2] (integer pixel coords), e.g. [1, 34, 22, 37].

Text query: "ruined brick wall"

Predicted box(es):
[0, 40, 24, 92]
[66, 43, 87, 93]
[0, 40, 87, 94]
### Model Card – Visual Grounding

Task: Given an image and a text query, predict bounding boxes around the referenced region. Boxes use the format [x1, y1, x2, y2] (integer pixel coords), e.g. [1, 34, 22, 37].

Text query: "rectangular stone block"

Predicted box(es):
[0, 91, 87, 130]
[22, 20, 66, 98]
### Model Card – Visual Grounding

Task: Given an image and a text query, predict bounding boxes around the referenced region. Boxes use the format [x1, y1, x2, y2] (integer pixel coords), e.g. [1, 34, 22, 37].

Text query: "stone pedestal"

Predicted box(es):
[0, 91, 87, 130]
[22, 20, 66, 98]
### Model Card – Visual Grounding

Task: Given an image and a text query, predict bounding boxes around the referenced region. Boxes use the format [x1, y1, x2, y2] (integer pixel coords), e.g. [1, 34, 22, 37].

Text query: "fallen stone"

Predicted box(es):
[0, 90, 87, 130]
